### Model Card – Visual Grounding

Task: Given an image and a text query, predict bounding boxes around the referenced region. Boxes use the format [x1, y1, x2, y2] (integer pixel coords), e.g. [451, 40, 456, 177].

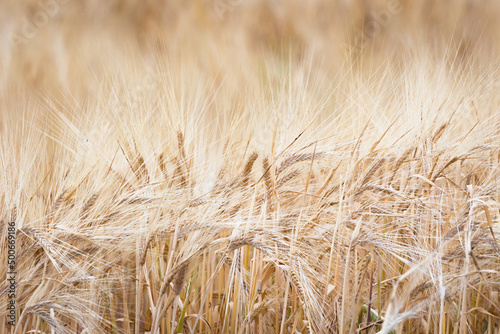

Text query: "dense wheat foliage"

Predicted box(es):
[1, 0, 500, 333]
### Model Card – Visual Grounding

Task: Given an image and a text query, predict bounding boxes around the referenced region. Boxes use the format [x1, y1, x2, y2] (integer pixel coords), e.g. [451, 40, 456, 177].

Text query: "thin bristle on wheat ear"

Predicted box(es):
[276, 169, 300, 188]
[20, 227, 56, 255]
[157, 152, 168, 180]
[49, 189, 67, 215]
[177, 131, 186, 160]
[276, 152, 325, 176]
[172, 262, 189, 295]
[134, 154, 149, 183]
[262, 157, 272, 193]
[262, 157, 275, 211]
[241, 151, 258, 186]
[80, 192, 99, 221]
[10, 205, 17, 222]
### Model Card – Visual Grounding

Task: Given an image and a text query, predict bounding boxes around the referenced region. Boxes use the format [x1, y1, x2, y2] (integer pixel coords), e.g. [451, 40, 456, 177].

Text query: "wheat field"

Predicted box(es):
[1, 0, 500, 333]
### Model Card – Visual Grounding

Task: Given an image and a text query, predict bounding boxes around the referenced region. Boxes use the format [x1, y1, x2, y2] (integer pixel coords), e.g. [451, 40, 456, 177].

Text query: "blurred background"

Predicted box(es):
[1, 0, 500, 152]
[1, 0, 499, 92]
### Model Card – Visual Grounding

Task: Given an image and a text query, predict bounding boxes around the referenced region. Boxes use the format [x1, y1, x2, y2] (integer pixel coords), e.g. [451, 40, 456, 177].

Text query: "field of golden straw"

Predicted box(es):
[1, 0, 500, 333]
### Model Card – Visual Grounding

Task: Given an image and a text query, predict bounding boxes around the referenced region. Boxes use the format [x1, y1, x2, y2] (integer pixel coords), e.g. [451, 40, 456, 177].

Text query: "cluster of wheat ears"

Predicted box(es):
[1, 0, 500, 333]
